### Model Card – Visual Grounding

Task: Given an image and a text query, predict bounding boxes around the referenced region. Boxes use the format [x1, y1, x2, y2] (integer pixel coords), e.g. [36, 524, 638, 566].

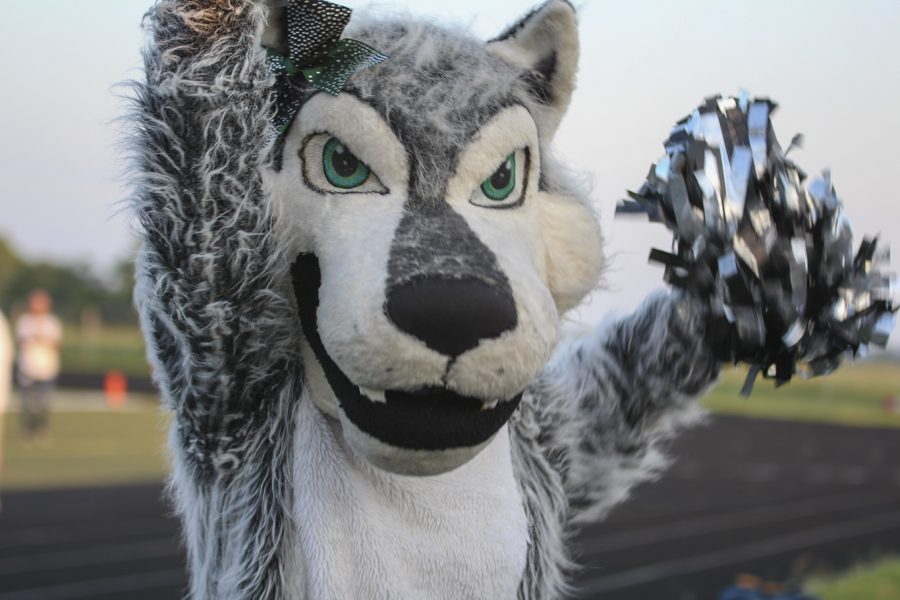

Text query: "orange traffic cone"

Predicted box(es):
[104, 371, 127, 409]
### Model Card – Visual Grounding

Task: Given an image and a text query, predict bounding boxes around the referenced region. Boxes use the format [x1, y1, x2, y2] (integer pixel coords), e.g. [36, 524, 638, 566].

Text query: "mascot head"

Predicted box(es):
[265, 0, 603, 475]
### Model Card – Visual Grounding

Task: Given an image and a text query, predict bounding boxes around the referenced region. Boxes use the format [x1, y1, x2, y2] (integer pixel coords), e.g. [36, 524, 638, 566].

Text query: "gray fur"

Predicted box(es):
[507, 292, 718, 599]
[129, 1, 302, 597]
[129, 1, 720, 598]
[343, 20, 527, 203]
[526, 292, 718, 527]
[387, 202, 511, 291]
[509, 401, 575, 600]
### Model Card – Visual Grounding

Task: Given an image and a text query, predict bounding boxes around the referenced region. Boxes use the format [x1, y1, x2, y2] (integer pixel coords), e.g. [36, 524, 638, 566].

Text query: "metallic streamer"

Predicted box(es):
[618, 93, 897, 393]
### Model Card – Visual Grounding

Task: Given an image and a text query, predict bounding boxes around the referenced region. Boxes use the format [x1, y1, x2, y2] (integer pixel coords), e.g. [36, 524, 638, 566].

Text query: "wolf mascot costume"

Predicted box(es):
[130, 0, 868, 597]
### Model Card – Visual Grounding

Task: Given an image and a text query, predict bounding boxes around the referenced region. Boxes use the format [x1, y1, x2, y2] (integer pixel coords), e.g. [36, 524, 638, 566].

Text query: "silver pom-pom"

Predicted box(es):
[618, 93, 896, 394]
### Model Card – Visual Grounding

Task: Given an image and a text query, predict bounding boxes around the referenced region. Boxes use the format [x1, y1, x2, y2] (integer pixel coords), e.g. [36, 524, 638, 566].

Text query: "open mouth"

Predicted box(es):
[291, 253, 522, 451]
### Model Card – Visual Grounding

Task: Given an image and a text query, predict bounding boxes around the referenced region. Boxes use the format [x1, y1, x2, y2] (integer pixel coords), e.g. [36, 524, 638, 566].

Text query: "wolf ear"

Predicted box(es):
[487, 0, 579, 139]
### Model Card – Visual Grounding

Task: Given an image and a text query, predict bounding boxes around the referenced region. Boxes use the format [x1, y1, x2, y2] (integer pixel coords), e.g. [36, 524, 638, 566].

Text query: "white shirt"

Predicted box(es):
[15, 313, 62, 382]
[0, 311, 12, 412]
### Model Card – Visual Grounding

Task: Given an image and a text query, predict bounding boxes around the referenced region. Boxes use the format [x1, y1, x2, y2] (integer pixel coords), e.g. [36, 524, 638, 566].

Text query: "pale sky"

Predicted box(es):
[0, 1, 897, 345]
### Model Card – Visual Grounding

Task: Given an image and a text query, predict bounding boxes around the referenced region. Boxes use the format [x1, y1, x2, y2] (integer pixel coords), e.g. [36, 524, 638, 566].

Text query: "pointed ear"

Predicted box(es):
[487, 0, 579, 139]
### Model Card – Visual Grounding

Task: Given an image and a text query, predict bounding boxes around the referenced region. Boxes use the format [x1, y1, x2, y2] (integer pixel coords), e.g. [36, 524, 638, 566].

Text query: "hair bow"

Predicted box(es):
[265, 0, 388, 137]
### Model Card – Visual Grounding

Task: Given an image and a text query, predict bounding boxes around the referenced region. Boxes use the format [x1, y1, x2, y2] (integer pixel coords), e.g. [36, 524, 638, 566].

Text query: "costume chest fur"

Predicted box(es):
[290, 399, 529, 599]
[130, 0, 721, 597]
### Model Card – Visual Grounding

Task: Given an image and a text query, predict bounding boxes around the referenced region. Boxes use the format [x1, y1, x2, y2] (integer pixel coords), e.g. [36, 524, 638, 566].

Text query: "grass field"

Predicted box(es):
[1, 398, 169, 491]
[702, 361, 900, 429]
[808, 557, 900, 600]
[60, 325, 150, 377]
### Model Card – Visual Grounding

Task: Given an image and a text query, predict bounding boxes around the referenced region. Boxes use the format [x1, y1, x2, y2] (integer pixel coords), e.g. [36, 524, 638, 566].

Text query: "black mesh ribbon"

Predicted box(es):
[617, 93, 896, 394]
[265, 0, 388, 136]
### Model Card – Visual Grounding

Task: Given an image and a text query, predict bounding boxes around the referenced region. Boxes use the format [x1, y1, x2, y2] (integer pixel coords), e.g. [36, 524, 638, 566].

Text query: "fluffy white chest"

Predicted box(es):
[289, 397, 529, 600]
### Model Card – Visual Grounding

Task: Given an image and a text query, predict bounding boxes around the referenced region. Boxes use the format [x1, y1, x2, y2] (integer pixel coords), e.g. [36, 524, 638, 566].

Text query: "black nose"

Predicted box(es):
[385, 278, 518, 357]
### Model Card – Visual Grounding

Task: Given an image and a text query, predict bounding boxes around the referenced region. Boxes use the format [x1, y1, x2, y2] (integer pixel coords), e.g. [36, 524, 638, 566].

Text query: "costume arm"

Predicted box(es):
[527, 291, 720, 525]
[132, 1, 300, 596]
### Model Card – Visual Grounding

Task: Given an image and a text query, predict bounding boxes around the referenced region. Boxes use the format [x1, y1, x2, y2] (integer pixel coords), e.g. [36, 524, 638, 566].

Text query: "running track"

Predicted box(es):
[1, 416, 898, 599]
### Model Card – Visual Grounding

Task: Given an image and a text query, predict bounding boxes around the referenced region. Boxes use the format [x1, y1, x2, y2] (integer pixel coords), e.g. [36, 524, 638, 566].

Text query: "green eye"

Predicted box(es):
[481, 153, 516, 201]
[323, 137, 371, 189]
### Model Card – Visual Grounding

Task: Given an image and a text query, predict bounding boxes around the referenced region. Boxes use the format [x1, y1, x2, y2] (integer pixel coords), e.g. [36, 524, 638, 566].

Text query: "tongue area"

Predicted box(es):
[343, 387, 523, 451]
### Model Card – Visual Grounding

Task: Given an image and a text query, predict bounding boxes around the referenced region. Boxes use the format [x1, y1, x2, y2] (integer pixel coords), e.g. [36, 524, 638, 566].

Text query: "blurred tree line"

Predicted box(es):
[0, 236, 137, 326]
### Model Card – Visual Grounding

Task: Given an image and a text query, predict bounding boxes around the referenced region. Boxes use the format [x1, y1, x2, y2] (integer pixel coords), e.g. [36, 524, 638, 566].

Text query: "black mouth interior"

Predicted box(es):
[291, 253, 522, 451]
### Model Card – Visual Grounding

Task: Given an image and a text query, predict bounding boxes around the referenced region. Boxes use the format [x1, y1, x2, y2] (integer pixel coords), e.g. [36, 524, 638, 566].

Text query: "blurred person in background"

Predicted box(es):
[0, 309, 12, 498]
[15, 290, 62, 443]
